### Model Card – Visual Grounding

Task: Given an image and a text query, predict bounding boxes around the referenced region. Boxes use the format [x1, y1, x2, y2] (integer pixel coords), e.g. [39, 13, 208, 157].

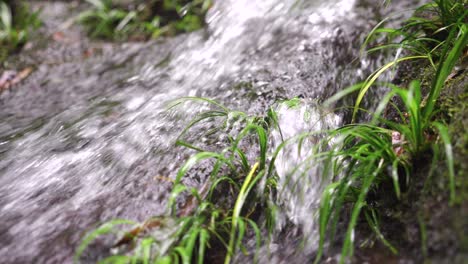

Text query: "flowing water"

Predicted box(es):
[0, 0, 420, 263]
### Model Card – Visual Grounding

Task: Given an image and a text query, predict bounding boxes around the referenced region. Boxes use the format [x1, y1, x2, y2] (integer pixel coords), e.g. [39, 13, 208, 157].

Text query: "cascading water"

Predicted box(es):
[0, 0, 421, 263]
[269, 101, 341, 256]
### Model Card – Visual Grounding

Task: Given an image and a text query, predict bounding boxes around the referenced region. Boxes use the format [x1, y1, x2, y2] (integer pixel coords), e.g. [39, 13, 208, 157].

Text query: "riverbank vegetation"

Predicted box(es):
[0, 0, 40, 64]
[0, 0, 211, 65]
[316, 1, 467, 262]
[76, 0, 467, 263]
[79, 0, 212, 40]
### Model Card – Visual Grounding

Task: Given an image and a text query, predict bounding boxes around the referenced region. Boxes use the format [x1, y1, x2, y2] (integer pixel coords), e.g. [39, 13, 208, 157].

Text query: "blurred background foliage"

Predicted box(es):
[79, 0, 212, 40]
[0, 0, 41, 63]
[0, 0, 212, 64]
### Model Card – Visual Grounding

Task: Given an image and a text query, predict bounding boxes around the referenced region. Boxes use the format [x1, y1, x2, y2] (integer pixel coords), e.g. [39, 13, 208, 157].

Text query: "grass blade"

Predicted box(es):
[352, 55, 427, 122]
[423, 23, 468, 119]
[75, 219, 136, 263]
[225, 162, 259, 264]
[433, 122, 455, 204]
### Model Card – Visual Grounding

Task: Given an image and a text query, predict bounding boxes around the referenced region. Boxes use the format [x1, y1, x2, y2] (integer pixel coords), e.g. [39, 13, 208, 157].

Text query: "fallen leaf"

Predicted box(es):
[0, 70, 17, 91]
[0, 67, 34, 91]
[11, 67, 33, 85]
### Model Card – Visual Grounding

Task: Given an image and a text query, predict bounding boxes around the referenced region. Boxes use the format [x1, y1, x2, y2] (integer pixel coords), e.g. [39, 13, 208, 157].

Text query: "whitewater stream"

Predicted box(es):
[0, 0, 421, 263]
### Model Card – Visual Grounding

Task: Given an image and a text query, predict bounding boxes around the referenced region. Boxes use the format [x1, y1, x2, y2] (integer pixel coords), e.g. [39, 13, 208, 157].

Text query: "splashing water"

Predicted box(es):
[273, 101, 340, 241]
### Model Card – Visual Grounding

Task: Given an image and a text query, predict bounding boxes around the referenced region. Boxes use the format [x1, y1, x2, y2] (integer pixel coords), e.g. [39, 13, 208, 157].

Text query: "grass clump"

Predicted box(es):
[355, 0, 467, 122]
[316, 0, 467, 262]
[75, 97, 281, 263]
[78, 0, 212, 40]
[0, 0, 40, 64]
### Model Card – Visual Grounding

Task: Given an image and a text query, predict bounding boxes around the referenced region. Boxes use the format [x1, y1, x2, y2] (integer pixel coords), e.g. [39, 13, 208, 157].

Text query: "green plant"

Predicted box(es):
[316, 79, 459, 263]
[164, 97, 337, 263]
[168, 97, 274, 264]
[78, 0, 212, 40]
[315, 1, 466, 262]
[76, 97, 277, 263]
[78, 0, 135, 39]
[356, 0, 467, 121]
[0, 1, 40, 62]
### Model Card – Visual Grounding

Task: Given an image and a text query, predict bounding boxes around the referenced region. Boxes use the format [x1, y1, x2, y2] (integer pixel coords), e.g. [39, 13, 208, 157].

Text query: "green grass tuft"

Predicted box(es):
[0, 0, 40, 64]
[78, 0, 212, 40]
[315, 0, 466, 262]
